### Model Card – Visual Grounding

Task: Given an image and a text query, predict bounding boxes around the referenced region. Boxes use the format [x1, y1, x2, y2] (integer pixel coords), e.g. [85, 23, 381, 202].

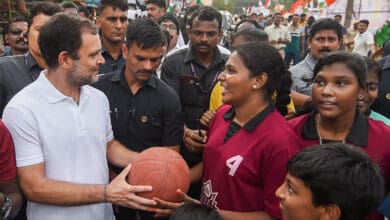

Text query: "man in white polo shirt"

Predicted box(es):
[352, 19, 375, 57]
[264, 13, 291, 58]
[2, 13, 157, 220]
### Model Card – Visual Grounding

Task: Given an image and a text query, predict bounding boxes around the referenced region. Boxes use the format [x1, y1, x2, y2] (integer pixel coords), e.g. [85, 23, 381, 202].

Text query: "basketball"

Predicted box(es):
[128, 147, 191, 203]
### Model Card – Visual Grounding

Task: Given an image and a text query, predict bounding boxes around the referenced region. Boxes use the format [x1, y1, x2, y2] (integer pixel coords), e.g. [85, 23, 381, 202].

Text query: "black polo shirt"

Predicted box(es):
[161, 45, 229, 167]
[0, 52, 42, 116]
[93, 69, 183, 152]
[162, 45, 229, 129]
[98, 46, 126, 75]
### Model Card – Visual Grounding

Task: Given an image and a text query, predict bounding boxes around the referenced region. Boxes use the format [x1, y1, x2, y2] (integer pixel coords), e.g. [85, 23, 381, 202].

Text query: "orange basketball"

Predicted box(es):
[128, 147, 190, 203]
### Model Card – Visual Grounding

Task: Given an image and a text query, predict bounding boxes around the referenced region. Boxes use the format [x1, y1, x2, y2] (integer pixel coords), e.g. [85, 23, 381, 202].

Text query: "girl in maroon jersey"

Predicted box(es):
[150, 42, 300, 220]
[289, 51, 390, 220]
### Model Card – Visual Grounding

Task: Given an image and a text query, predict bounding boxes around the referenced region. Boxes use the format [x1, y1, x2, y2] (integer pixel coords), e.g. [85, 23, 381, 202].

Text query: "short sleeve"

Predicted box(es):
[103, 95, 114, 143]
[3, 107, 44, 167]
[366, 33, 375, 45]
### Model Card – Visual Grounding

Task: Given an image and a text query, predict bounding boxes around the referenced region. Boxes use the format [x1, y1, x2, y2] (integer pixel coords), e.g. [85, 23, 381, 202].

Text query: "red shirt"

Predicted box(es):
[289, 112, 390, 220]
[0, 120, 17, 181]
[201, 105, 299, 219]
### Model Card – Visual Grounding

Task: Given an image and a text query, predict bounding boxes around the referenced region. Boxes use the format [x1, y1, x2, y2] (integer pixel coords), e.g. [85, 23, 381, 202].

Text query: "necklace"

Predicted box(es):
[316, 114, 346, 145]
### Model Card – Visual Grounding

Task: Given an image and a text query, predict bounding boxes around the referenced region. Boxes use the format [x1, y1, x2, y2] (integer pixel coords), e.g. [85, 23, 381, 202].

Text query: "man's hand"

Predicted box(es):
[183, 128, 207, 154]
[106, 163, 157, 210]
[278, 38, 288, 44]
[148, 189, 201, 218]
[199, 110, 215, 128]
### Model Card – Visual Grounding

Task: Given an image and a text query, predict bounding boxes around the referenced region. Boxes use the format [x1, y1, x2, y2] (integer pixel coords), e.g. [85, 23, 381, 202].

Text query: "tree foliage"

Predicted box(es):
[213, 0, 235, 12]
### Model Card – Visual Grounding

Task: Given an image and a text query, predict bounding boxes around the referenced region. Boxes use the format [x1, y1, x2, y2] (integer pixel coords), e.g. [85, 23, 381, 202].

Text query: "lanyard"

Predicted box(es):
[190, 62, 219, 93]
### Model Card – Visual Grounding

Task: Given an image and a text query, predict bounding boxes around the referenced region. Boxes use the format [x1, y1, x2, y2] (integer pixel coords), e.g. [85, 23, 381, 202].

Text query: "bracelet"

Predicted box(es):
[103, 185, 107, 203]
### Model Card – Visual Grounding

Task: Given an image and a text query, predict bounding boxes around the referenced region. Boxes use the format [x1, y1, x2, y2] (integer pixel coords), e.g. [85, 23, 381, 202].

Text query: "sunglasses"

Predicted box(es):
[9, 29, 24, 35]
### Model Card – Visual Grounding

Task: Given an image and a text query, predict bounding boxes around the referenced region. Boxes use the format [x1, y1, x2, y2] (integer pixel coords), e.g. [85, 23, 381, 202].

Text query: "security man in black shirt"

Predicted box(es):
[96, 0, 128, 74]
[161, 6, 229, 200]
[94, 19, 183, 220]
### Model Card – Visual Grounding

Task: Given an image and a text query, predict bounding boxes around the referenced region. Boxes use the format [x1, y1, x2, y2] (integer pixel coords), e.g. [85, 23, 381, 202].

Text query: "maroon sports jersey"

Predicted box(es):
[289, 112, 390, 220]
[201, 105, 299, 219]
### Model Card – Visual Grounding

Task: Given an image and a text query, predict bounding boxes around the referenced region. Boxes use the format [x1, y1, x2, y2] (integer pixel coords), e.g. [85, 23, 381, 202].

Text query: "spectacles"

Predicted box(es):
[161, 24, 177, 31]
[9, 28, 23, 35]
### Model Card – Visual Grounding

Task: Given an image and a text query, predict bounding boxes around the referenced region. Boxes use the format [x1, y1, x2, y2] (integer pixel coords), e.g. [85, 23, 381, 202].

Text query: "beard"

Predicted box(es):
[68, 61, 99, 87]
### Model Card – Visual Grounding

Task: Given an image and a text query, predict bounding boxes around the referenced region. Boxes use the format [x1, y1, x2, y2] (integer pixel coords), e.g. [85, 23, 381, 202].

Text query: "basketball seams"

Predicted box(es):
[127, 147, 190, 203]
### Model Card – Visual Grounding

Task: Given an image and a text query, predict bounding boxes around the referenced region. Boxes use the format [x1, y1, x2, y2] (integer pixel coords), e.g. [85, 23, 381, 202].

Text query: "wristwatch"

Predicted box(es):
[0, 194, 12, 220]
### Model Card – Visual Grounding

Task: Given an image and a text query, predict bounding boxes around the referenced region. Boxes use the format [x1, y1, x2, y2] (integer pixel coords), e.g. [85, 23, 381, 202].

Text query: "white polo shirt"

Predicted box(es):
[353, 31, 374, 56]
[264, 24, 291, 50]
[3, 72, 114, 220]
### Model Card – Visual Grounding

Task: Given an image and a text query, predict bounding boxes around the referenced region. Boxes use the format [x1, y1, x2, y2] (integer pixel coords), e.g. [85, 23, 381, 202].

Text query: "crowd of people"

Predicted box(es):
[0, 0, 390, 220]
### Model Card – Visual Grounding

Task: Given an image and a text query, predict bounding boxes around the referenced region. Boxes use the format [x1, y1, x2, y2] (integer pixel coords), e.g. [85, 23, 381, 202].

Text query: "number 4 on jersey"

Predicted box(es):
[226, 155, 243, 176]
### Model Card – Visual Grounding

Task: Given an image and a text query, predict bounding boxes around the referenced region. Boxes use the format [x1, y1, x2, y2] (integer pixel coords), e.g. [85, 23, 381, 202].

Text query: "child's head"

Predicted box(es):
[357, 57, 381, 114]
[311, 52, 367, 120]
[276, 143, 384, 220]
[169, 203, 223, 220]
